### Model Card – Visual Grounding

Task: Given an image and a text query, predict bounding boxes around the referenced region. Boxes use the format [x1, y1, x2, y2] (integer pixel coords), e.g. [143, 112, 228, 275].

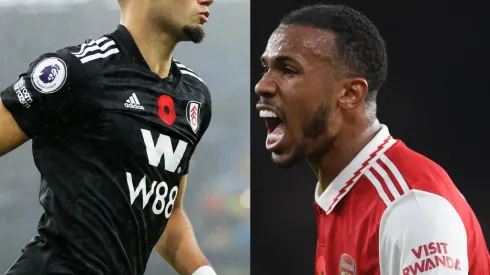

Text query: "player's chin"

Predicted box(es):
[268, 139, 302, 169]
[182, 25, 205, 43]
[270, 150, 301, 169]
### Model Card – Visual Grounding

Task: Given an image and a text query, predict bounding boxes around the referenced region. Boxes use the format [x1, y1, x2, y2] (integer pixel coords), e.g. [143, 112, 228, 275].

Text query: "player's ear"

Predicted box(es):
[337, 77, 369, 110]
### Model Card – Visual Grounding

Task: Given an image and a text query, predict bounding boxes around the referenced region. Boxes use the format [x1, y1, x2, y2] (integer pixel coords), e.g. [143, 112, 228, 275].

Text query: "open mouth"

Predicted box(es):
[259, 109, 285, 149]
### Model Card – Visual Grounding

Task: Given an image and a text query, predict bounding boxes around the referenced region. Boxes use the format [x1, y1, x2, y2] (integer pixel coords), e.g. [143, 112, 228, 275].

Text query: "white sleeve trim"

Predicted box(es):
[379, 190, 468, 275]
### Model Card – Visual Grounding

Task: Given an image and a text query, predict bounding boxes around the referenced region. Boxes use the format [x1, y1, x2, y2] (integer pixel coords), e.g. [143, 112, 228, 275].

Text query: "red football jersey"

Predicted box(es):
[314, 125, 489, 275]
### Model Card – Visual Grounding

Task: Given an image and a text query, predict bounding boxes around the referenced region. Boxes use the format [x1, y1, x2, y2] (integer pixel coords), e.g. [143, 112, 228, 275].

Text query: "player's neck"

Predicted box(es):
[310, 119, 381, 194]
[120, 13, 177, 78]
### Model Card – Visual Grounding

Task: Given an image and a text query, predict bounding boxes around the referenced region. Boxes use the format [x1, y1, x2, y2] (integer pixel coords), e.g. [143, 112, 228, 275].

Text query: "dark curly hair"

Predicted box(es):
[280, 4, 388, 102]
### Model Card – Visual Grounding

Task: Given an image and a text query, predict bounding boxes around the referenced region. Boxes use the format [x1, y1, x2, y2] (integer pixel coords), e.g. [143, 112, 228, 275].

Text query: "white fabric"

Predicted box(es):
[379, 190, 468, 275]
[315, 124, 396, 213]
[192, 266, 217, 275]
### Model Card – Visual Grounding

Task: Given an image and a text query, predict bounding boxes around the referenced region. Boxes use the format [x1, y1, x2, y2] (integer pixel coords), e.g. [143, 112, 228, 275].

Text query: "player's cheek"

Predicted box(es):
[293, 107, 312, 135]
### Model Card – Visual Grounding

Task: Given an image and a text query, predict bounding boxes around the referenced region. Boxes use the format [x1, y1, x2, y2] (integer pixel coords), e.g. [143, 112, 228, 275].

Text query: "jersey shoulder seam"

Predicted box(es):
[66, 35, 121, 66]
[173, 59, 210, 103]
[173, 59, 206, 83]
[379, 189, 454, 235]
[363, 153, 411, 208]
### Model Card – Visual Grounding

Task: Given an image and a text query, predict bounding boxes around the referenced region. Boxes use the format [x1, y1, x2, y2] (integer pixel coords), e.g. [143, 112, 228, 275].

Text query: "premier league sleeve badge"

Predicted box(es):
[30, 57, 68, 94]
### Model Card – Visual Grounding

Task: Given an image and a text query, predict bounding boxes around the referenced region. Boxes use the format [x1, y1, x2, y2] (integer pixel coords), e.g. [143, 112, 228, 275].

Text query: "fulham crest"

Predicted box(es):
[186, 101, 201, 134]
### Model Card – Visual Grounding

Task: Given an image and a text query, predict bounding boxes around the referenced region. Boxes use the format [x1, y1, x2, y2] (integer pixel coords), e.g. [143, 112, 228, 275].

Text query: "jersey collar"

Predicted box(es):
[315, 124, 397, 214]
[109, 24, 180, 83]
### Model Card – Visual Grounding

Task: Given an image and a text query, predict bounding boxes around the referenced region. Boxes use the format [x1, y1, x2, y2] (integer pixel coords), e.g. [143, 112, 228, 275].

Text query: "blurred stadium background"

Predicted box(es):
[0, 0, 250, 274]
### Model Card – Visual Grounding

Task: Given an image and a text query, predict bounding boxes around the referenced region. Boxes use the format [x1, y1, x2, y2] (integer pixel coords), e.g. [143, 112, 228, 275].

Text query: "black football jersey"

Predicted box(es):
[0, 25, 212, 275]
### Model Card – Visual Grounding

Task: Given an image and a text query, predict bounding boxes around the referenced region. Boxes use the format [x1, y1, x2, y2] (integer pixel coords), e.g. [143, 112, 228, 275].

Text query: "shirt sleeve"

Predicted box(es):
[379, 190, 469, 275]
[0, 51, 84, 138]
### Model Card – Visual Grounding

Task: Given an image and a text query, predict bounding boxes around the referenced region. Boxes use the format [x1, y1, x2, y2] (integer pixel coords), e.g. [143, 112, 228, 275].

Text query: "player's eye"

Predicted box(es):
[261, 66, 269, 76]
[282, 67, 297, 76]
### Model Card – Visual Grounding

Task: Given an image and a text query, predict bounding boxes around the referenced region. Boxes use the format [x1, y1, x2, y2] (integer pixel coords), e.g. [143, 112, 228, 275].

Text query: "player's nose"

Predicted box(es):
[254, 76, 277, 98]
[198, 0, 214, 6]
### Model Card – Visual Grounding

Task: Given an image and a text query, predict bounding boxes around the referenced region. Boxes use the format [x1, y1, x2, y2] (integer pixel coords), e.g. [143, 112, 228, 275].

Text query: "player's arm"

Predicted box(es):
[379, 190, 469, 275]
[154, 175, 216, 275]
[0, 52, 83, 157]
[154, 87, 214, 274]
[0, 98, 29, 156]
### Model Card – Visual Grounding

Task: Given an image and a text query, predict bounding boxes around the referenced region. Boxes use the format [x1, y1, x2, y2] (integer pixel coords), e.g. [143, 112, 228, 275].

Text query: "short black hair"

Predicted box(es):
[281, 4, 388, 101]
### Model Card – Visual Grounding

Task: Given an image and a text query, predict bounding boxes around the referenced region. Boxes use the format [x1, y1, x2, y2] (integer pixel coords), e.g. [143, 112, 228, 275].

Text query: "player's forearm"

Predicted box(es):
[155, 208, 211, 275]
[0, 98, 28, 157]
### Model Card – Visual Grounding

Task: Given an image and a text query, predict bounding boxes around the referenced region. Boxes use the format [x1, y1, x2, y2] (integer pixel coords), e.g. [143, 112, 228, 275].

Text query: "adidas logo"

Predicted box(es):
[125, 93, 145, 110]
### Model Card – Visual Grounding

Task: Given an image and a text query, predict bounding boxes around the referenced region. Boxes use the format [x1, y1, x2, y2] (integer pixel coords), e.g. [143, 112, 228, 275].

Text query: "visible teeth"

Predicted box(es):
[259, 110, 278, 118]
[267, 133, 283, 142]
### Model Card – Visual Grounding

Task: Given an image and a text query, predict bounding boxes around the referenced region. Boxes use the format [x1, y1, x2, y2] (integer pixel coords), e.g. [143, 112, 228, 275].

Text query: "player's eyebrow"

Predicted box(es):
[261, 55, 301, 67]
[274, 55, 301, 66]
